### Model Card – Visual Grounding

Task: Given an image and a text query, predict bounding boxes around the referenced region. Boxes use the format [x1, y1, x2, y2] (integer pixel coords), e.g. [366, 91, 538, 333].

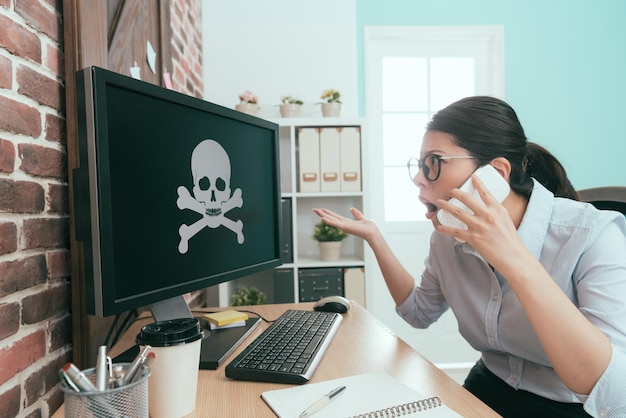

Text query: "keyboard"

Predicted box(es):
[225, 309, 343, 384]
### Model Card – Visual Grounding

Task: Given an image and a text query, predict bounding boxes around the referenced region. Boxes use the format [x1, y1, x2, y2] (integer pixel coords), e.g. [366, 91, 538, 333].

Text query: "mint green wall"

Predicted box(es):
[356, 0, 626, 189]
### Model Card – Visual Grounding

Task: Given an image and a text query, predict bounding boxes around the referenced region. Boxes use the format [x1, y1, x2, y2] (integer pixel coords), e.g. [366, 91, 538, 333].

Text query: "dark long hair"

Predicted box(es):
[427, 96, 578, 200]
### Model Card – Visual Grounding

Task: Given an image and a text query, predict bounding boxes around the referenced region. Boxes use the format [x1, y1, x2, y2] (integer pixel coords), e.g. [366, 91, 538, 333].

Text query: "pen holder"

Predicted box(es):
[60, 362, 150, 418]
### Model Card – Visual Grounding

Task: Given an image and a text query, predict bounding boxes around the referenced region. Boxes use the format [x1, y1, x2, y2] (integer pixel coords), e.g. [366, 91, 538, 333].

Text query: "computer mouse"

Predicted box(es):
[313, 295, 351, 313]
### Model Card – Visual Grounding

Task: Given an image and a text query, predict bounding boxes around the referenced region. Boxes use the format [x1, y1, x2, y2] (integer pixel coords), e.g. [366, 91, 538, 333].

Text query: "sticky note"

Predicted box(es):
[202, 310, 248, 327]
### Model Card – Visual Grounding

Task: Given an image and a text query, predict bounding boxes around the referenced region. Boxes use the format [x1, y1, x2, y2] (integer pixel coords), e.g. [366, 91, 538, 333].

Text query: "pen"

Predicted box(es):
[299, 385, 346, 417]
[122, 345, 151, 385]
[62, 363, 98, 392]
[95, 345, 107, 391]
[130, 351, 156, 384]
[59, 369, 81, 392]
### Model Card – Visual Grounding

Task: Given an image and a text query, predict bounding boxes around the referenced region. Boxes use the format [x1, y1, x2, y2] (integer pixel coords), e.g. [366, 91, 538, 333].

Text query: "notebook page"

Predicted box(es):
[261, 372, 462, 417]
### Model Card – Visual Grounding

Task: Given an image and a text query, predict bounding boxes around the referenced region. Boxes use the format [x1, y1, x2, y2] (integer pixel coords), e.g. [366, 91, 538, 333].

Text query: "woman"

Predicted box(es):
[314, 96, 626, 417]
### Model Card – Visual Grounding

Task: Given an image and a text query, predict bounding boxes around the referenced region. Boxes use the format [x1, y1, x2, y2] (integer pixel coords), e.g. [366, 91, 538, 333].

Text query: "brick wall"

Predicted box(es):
[0, 0, 203, 416]
[170, 0, 204, 98]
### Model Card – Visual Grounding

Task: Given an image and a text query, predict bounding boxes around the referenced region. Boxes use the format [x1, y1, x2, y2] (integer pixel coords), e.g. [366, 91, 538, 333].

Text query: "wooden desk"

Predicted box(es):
[53, 302, 500, 417]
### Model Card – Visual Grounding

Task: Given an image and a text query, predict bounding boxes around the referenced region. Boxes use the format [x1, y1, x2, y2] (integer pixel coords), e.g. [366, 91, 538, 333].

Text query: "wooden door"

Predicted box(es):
[64, 0, 172, 368]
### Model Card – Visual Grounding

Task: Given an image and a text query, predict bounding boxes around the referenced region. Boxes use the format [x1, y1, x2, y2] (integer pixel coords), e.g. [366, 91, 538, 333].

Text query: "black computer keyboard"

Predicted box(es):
[225, 309, 343, 384]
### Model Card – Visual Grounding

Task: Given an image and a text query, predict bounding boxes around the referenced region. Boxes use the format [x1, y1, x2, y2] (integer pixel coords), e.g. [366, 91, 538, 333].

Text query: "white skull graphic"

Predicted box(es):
[176, 139, 244, 254]
[191, 139, 231, 227]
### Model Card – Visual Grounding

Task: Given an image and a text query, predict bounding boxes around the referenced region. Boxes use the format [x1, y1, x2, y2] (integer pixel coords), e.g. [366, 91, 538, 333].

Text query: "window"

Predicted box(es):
[365, 26, 504, 222]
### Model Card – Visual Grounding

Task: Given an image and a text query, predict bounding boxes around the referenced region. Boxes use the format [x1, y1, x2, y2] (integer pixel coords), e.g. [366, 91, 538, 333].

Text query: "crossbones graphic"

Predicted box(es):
[176, 139, 244, 254]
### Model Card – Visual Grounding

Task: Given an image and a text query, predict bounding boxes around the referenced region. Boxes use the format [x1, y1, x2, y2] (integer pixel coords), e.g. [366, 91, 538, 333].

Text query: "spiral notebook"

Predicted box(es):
[261, 372, 462, 417]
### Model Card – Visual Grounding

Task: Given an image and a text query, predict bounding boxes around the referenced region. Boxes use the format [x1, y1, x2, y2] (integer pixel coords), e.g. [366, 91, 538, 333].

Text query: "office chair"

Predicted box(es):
[577, 186, 626, 215]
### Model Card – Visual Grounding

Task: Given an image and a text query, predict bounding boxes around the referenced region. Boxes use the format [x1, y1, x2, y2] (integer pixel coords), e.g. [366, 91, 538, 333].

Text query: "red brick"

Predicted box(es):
[0, 254, 47, 298]
[23, 217, 69, 249]
[0, 138, 15, 173]
[47, 183, 68, 214]
[24, 353, 67, 407]
[15, 0, 62, 43]
[46, 249, 69, 279]
[24, 409, 42, 418]
[0, 385, 20, 418]
[0, 95, 42, 138]
[0, 13, 41, 63]
[18, 143, 66, 179]
[22, 282, 70, 324]
[0, 302, 20, 339]
[0, 330, 46, 386]
[17, 65, 63, 110]
[45, 42, 64, 76]
[0, 54, 12, 89]
[0, 178, 45, 213]
[49, 314, 72, 351]
[46, 386, 64, 418]
[45, 113, 65, 144]
[0, 221, 18, 255]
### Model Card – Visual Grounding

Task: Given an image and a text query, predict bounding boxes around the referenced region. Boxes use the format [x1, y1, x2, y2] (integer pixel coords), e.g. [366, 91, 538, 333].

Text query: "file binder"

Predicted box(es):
[320, 127, 341, 192]
[340, 127, 361, 192]
[298, 127, 320, 192]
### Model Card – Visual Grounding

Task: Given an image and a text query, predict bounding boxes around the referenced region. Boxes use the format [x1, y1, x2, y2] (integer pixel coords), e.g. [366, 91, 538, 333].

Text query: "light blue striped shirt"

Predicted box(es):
[397, 180, 626, 417]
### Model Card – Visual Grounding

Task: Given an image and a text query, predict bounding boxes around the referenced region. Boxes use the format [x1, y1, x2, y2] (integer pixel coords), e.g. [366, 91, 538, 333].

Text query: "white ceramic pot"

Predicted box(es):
[235, 102, 259, 115]
[319, 241, 342, 261]
[279, 103, 302, 118]
[321, 102, 342, 117]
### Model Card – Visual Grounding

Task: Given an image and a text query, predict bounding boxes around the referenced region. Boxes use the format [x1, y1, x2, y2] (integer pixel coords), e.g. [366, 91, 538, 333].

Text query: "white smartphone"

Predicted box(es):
[436, 164, 510, 235]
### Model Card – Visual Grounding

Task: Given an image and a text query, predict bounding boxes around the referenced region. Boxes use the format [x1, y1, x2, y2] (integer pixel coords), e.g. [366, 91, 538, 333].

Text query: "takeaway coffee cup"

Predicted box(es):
[136, 317, 204, 418]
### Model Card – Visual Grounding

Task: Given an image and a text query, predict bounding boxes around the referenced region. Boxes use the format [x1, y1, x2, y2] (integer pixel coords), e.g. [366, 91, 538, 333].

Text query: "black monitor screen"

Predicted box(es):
[73, 67, 282, 317]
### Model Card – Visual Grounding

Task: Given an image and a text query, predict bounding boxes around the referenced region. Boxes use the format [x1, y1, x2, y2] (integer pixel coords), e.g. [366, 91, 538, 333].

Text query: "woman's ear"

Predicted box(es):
[489, 157, 511, 181]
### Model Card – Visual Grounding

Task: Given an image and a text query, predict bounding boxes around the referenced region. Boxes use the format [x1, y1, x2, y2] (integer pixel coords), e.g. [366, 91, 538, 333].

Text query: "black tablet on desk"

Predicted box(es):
[114, 317, 262, 370]
[199, 317, 262, 370]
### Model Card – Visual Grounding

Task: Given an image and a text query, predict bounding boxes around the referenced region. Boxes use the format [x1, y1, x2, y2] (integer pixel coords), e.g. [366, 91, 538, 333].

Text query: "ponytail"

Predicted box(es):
[525, 142, 578, 200]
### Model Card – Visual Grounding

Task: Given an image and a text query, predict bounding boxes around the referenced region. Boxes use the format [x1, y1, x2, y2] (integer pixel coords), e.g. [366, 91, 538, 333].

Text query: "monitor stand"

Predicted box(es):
[114, 295, 261, 370]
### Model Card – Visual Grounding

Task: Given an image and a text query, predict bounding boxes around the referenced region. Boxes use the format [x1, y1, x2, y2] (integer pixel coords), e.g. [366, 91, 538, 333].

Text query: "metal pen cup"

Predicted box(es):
[60, 362, 150, 418]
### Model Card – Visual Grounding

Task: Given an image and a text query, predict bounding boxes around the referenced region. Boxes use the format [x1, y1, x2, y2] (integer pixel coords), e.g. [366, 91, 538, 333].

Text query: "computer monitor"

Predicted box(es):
[72, 66, 282, 333]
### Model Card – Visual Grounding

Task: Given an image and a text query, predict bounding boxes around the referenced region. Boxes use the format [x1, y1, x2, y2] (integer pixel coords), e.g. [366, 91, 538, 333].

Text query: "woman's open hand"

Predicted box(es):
[312, 207, 379, 242]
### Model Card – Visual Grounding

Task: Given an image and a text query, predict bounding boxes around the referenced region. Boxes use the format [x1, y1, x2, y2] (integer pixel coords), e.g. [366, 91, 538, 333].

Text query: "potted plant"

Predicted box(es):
[312, 220, 348, 261]
[319, 88, 342, 117]
[235, 90, 259, 115]
[279, 95, 303, 117]
[230, 286, 266, 306]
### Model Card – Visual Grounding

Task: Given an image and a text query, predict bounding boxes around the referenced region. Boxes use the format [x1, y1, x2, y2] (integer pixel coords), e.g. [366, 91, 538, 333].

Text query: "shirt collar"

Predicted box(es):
[517, 179, 553, 260]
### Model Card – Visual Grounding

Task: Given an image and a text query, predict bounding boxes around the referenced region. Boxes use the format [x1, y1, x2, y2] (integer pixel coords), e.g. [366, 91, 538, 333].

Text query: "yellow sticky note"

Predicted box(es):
[202, 310, 248, 327]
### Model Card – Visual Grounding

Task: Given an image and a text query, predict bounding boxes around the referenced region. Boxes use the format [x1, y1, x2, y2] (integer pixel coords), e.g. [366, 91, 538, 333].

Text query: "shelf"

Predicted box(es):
[295, 256, 365, 268]
[221, 117, 366, 307]
[290, 192, 363, 198]
[264, 116, 364, 126]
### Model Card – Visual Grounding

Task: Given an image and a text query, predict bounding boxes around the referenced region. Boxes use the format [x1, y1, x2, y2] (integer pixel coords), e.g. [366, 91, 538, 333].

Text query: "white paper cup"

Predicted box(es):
[136, 318, 204, 418]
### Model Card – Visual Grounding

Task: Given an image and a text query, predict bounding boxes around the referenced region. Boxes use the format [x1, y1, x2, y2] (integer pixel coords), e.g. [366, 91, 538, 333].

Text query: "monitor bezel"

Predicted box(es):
[73, 66, 282, 317]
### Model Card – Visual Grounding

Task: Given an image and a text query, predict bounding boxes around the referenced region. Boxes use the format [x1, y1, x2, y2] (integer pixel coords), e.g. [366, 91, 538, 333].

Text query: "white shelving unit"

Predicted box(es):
[218, 117, 366, 306]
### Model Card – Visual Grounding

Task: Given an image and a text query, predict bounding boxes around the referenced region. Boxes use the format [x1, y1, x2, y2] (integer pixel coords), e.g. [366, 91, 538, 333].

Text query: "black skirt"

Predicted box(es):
[463, 359, 592, 418]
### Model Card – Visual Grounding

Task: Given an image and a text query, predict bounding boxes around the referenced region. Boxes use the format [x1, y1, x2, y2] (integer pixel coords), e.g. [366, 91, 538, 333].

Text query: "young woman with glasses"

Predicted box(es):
[314, 96, 626, 417]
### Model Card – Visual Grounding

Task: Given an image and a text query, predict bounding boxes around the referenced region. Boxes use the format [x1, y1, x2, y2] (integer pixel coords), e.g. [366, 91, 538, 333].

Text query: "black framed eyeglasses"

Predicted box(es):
[407, 154, 476, 182]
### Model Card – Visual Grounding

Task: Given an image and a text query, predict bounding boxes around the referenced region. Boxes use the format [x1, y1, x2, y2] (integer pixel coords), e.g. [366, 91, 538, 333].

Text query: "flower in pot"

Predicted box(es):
[319, 88, 342, 117]
[279, 95, 303, 117]
[313, 220, 347, 261]
[235, 90, 259, 115]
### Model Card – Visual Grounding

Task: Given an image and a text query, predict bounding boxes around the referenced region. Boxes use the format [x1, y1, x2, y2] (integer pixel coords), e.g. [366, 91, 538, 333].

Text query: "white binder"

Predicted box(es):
[340, 127, 361, 192]
[319, 127, 341, 192]
[344, 267, 365, 307]
[298, 127, 320, 192]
